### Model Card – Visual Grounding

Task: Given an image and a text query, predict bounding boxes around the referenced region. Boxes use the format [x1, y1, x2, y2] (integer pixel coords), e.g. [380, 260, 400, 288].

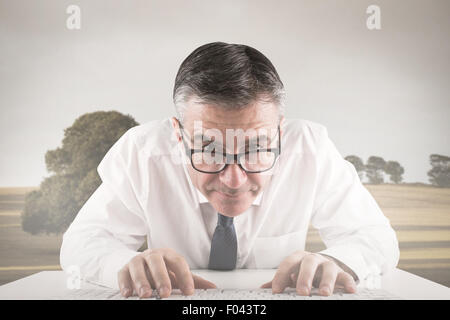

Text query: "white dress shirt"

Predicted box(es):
[60, 117, 400, 289]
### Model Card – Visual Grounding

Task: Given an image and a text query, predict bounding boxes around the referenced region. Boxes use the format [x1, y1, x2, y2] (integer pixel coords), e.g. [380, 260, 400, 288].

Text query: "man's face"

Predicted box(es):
[171, 98, 284, 217]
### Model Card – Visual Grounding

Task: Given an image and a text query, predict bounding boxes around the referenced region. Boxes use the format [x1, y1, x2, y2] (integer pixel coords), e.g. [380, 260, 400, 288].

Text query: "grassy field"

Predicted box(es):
[0, 184, 449, 287]
[0, 187, 63, 285]
[305, 184, 450, 287]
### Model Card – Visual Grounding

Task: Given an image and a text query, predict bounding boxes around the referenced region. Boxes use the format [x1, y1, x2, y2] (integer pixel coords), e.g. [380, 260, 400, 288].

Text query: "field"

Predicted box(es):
[0, 187, 62, 285]
[306, 184, 450, 287]
[0, 184, 449, 287]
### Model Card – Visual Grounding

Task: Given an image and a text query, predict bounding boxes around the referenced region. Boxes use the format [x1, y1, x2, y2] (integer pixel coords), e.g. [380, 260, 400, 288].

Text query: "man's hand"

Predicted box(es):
[261, 250, 357, 296]
[118, 248, 216, 298]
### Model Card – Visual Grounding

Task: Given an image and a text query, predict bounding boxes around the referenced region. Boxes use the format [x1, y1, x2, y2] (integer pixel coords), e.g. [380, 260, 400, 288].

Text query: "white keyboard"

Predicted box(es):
[53, 287, 401, 300]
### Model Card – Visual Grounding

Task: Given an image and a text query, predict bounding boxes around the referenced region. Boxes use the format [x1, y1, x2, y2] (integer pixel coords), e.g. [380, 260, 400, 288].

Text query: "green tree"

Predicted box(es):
[365, 156, 386, 184]
[384, 160, 405, 184]
[21, 111, 139, 235]
[345, 155, 365, 181]
[427, 154, 450, 187]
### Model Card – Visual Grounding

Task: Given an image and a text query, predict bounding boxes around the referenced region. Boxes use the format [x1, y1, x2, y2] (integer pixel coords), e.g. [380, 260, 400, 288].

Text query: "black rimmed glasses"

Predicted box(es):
[177, 119, 281, 174]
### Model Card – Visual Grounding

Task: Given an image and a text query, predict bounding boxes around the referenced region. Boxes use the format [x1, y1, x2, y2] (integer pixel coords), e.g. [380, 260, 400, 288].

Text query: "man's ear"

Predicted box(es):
[171, 117, 182, 142]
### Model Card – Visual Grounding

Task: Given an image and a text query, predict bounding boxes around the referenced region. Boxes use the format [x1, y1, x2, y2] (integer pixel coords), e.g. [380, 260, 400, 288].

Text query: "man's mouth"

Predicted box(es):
[216, 190, 244, 198]
[206, 186, 258, 200]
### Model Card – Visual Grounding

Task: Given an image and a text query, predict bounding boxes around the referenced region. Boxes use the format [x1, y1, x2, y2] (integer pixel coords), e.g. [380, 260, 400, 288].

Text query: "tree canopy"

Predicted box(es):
[21, 111, 139, 235]
[428, 154, 450, 187]
[365, 156, 386, 184]
[384, 160, 405, 184]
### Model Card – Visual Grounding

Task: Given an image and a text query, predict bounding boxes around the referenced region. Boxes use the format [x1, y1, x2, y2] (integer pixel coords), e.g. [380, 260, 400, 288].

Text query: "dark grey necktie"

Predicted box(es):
[208, 213, 237, 270]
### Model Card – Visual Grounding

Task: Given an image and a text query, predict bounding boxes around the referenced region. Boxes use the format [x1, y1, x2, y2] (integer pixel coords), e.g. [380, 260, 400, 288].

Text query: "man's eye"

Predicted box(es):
[246, 144, 263, 152]
[203, 143, 222, 152]
[202, 142, 213, 149]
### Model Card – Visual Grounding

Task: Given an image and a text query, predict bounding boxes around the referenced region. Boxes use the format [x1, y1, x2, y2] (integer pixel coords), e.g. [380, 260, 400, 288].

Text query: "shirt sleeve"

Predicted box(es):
[309, 125, 400, 283]
[60, 128, 148, 289]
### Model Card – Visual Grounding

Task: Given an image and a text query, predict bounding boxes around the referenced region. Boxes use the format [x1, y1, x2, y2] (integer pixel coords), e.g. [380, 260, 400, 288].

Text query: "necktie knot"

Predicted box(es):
[217, 213, 233, 227]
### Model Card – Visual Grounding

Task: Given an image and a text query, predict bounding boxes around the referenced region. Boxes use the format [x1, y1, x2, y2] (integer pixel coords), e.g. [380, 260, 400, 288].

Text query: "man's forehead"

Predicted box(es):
[184, 120, 279, 148]
[182, 116, 278, 130]
[200, 120, 278, 130]
[182, 99, 280, 130]
[187, 120, 278, 136]
[193, 127, 277, 142]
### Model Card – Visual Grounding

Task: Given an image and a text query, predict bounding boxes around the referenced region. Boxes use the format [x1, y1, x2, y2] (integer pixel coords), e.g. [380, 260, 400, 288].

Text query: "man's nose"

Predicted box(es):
[219, 164, 247, 189]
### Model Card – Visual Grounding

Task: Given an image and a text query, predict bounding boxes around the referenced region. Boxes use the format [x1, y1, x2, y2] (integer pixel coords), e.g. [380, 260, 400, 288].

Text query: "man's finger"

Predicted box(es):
[168, 270, 179, 289]
[128, 257, 153, 298]
[296, 254, 320, 296]
[192, 274, 217, 289]
[289, 272, 297, 287]
[144, 252, 172, 298]
[260, 281, 272, 289]
[336, 272, 357, 293]
[163, 252, 195, 295]
[318, 261, 339, 296]
[118, 266, 133, 297]
[271, 256, 301, 293]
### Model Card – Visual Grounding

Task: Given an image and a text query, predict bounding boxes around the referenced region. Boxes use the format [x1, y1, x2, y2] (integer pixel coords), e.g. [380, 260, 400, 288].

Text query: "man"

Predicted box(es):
[60, 42, 399, 299]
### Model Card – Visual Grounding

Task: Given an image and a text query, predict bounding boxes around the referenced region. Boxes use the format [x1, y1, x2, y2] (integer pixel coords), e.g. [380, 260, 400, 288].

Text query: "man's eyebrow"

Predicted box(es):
[193, 133, 214, 142]
[191, 133, 274, 144]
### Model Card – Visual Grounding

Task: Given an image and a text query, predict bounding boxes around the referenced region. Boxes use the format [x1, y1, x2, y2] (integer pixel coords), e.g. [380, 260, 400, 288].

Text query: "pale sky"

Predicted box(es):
[0, 0, 449, 187]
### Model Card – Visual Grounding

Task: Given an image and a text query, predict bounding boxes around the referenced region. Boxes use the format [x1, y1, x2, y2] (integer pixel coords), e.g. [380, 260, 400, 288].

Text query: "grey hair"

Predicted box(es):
[173, 42, 286, 124]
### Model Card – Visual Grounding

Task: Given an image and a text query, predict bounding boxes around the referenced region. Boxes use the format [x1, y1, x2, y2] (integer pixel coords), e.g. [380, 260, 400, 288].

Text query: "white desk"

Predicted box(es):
[0, 268, 448, 300]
